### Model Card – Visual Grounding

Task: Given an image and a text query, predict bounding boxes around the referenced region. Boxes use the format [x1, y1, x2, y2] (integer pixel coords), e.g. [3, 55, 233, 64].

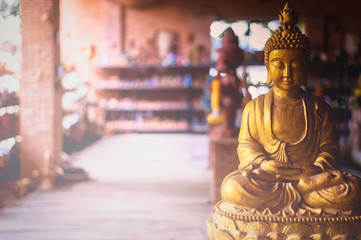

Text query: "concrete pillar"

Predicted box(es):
[20, 0, 62, 179]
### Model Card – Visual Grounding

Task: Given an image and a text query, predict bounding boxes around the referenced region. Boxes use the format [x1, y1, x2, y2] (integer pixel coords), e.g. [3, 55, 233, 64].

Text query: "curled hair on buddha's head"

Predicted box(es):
[264, 3, 311, 84]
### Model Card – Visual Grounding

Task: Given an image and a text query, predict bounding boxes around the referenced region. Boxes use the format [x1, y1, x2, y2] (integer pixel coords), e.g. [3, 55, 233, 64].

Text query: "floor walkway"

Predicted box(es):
[0, 134, 212, 240]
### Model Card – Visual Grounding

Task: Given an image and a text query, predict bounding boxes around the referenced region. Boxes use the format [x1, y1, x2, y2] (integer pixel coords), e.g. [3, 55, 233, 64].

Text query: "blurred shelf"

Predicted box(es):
[95, 85, 204, 91]
[92, 65, 209, 75]
[91, 65, 208, 133]
[104, 120, 192, 133]
[105, 106, 189, 112]
[191, 124, 208, 133]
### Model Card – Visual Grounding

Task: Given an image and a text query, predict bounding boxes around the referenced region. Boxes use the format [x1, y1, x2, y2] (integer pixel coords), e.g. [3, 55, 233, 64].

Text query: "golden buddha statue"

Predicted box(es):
[208, 3, 361, 239]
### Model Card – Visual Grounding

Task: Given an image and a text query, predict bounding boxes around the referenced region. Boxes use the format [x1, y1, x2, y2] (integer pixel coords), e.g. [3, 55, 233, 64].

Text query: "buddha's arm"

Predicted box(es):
[294, 100, 342, 192]
[313, 100, 340, 171]
[237, 100, 269, 170]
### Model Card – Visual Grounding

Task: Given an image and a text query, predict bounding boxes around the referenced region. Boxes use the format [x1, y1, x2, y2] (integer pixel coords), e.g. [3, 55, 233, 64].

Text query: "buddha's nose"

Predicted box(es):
[284, 64, 292, 77]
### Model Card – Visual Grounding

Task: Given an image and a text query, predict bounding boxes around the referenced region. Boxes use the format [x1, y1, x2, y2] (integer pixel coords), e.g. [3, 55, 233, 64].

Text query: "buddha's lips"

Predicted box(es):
[282, 79, 293, 85]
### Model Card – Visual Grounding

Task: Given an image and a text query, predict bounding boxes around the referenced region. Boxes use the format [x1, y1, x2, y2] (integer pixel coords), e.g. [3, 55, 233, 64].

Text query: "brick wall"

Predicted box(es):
[60, 0, 361, 69]
[124, 2, 214, 64]
[60, 0, 214, 67]
[20, 0, 62, 179]
[60, 0, 120, 68]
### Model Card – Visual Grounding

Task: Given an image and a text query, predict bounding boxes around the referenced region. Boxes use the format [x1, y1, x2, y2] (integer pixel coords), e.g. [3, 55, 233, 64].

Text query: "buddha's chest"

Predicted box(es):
[271, 103, 305, 143]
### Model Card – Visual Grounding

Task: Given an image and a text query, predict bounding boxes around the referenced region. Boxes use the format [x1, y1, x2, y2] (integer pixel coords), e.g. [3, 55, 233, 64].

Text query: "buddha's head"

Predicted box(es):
[264, 3, 311, 92]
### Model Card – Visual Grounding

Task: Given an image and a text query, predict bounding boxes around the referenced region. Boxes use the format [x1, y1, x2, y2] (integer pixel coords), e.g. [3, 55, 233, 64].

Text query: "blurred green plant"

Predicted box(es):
[349, 76, 361, 108]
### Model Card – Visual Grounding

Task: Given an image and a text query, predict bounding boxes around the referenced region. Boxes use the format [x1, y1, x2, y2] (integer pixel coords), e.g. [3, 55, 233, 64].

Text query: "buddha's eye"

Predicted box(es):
[291, 60, 305, 68]
[271, 60, 284, 69]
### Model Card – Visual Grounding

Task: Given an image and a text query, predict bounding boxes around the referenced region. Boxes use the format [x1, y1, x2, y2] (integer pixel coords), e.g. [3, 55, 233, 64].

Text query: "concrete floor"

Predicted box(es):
[0, 134, 212, 240]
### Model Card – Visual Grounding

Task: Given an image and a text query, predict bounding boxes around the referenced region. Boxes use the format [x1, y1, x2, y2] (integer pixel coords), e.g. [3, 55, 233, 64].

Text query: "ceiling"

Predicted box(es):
[113, 0, 361, 32]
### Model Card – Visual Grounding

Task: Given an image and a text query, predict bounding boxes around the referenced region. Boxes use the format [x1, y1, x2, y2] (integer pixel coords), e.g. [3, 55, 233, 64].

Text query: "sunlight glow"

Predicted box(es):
[249, 23, 272, 51]
[248, 86, 258, 99]
[0, 74, 19, 92]
[0, 137, 16, 156]
[246, 65, 268, 85]
[231, 21, 248, 36]
[0, 15, 21, 46]
[268, 20, 280, 32]
[210, 21, 229, 38]
[209, 68, 218, 77]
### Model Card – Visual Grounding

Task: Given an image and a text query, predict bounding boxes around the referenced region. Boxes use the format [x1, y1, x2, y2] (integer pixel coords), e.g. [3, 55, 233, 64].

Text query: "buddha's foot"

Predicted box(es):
[207, 201, 361, 240]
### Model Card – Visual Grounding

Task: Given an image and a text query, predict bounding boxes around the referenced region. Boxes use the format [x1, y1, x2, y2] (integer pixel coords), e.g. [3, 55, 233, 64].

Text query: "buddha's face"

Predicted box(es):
[267, 49, 307, 93]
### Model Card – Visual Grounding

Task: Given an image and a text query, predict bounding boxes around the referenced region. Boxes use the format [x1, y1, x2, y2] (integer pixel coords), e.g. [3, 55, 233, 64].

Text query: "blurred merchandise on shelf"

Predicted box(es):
[108, 28, 210, 68]
[52, 154, 90, 186]
[0, 106, 19, 141]
[349, 76, 361, 108]
[0, 91, 18, 108]
[89, 65, 209, 133]
[61, 68, 100, 154]
[0, 14, 21, 183]
[0, 137, 20, 182]
[94, 73, 205, 90]
[104, 118, 189, 134]
[348, 77, 361, 167]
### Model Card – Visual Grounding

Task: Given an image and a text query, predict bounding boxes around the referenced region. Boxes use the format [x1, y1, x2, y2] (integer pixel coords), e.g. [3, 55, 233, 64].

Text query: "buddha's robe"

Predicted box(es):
[221, 89, 361, 214]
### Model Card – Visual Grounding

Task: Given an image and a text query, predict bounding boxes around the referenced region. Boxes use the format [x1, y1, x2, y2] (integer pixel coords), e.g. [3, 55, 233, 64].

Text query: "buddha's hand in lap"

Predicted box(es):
[260, 160, 321, 181]
[242, 168, 279, 181]
[297, 170, 345, 194]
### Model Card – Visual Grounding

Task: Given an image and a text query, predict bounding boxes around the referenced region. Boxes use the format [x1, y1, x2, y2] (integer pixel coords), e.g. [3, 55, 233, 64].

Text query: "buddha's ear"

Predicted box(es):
[267, 69, 272, 85]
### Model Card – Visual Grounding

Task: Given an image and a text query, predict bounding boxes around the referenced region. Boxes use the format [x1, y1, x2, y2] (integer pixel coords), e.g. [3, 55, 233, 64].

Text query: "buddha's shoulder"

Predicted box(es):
[304, 91, 331, 110]
[243, 94, 266, 112]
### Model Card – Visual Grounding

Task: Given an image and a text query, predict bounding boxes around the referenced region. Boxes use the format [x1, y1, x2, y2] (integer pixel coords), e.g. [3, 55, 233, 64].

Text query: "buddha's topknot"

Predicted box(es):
[264, 3, 311, 66]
